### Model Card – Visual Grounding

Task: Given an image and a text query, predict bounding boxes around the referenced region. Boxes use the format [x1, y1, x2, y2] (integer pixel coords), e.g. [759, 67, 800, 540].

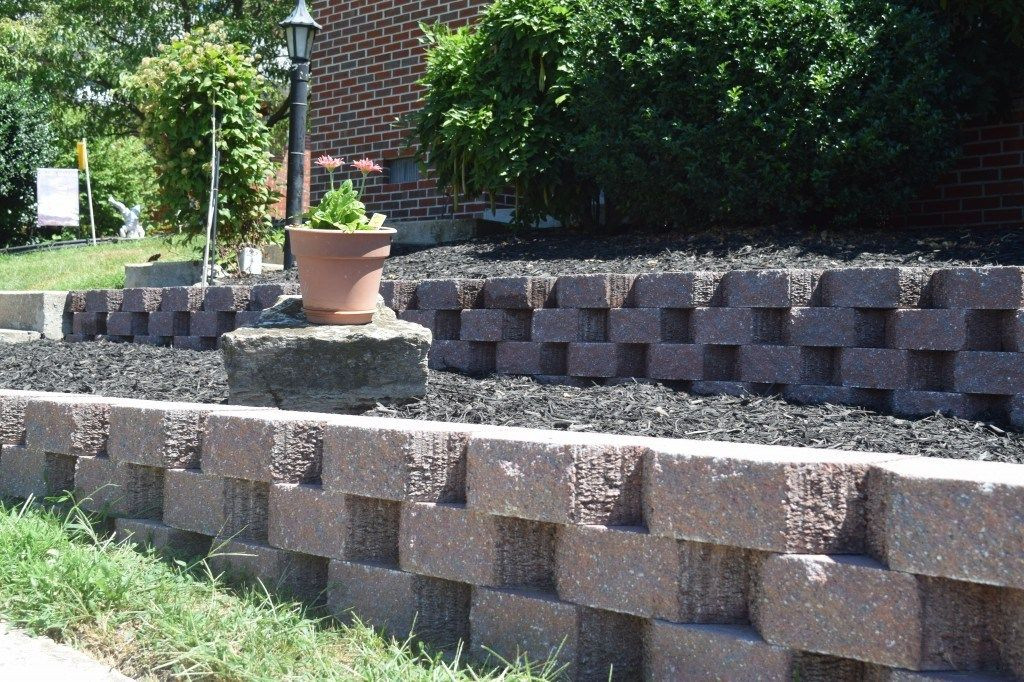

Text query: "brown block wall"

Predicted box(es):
[2, 389, 1023, 680]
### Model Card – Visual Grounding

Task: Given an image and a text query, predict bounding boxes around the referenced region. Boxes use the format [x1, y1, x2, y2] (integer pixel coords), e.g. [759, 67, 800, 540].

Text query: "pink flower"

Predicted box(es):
[315, 154, 344, 172]
[352, 158, 384, 175]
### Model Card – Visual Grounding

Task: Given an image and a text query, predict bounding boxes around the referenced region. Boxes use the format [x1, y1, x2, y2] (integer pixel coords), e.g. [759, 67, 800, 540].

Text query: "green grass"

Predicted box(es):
[0, 498, 560, 681]
[0, 238, 200, 291]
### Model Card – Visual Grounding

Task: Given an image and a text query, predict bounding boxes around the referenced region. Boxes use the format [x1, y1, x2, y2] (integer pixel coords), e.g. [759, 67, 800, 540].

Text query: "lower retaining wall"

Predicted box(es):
[0, 389, 1021, 680]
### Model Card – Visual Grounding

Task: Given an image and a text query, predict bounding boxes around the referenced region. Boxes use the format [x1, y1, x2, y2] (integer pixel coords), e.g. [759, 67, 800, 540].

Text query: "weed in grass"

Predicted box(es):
[0, 496, 562, 681]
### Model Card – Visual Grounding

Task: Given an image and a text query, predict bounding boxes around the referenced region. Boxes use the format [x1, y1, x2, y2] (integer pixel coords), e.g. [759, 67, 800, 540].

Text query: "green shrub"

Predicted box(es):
[124, 23, 278, 252]
[0, 79, 58, 246]
[57, 136, 158, 237]
[571, 0, 959, 227]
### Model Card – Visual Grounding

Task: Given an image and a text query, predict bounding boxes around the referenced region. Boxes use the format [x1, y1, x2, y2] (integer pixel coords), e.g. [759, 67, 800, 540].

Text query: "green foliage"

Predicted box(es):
[0, 79, 58, 246]
[125, 24, 278, 251]
[307, 179, 386, 232]
[57, 136, 158, 237]
[571, 0, 959, 228]
[411, 0, 588, 226]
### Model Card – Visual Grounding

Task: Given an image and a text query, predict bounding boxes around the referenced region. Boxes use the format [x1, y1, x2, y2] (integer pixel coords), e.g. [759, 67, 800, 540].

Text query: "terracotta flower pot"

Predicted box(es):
[286, 227, 396, 324]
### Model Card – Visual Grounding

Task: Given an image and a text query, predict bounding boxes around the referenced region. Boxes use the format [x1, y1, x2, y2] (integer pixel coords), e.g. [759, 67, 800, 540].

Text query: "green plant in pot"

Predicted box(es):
[288, 155, 395, 324]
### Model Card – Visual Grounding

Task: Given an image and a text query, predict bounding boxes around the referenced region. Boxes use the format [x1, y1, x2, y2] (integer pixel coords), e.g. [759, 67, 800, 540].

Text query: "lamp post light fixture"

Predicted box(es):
[281, 0, 321, 269]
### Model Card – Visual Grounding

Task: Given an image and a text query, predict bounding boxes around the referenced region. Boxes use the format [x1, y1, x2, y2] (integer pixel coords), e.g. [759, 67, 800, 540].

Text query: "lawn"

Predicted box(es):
[0, 238, 200, 291]
[0, 498, 558, 681]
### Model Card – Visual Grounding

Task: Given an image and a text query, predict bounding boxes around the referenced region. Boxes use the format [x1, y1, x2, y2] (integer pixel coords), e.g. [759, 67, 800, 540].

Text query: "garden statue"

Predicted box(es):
[108, 196, 146, 239]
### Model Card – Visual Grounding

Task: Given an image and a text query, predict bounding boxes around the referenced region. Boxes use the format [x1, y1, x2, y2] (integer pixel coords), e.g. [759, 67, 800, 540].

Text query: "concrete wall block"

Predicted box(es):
[531, 308, 605, 343]
[121, 287, 163, 312]
[886, 309, 999, 351]
[755, 554, 924, 669]
[691, 307, 756, 345]
[721, 269, 819, 307]
[645, 441, 899, 553]
[576, 607, 646, 681]
[415, 278, 485, 310]
[209, 538, 327, 604]
[203, 285, 251, 312]
[427, 340, 496, 374]
[737, 345, 803, 384]
[71, 311, 103, 336]
[495, 341, 567, 375]
[468, 429, 644, 526]
[0, 389, 50, 447]
[647, 343, 704, 381]
[378, 279, 419, 313]
[633, 271, 721, 308]
[171, 335, 216, 351]
[792, 653, 869, 681]
[248, 283, 300, 311]
[268, 483, 346, 559]
[953, 351, 1024, 395]
[66, 291, 87, 313]
[606, 307, 662, 343]
[163, 468, 225, 536]
[821, 268, 931, 308]
[399, 309, 460, 340]
[470, 588, 579, 676]
[327, 559, 418, 636]
[889, 391, 994, 420]
[0, 445, 48, 499]
[555, 273, 635, 308]
[105, 311, 149, 337]
[839, 348, 911, 389]
[222, 477, 270, 542]
[399, 502, 499, 585]
[233, 310, 261, 328]
[648, 622, 794, 681]
[147, 311, 189, 337]
[0, 290, 68, 338]
[483, 276, 556, 309]
[160, 286, 204, 312]
[786, 307, 861, 347]
[343, 494, 400, 565]
[566, 342, 625, 378]
[868, 458, 1024, 590]
[931, 267, 1024, 310]
[202, 411, 325, 483]
[76, 457, 164, 519]
[189, 310, 236, 338]
[323, 418, 474, 503]
[460, 308, 531, 342]
[494, 516, 558, 591]
[24, 395, 115, 456]
[84, 288, 123, 312]
[114, 518, 211, 558]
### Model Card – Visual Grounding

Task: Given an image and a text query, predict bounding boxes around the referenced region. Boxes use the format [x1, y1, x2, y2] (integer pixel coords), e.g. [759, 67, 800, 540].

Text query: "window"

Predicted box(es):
[386, 157, 420, 184]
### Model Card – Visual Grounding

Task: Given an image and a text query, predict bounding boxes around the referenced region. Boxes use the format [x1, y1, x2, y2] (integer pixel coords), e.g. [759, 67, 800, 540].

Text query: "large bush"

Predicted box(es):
[0, 79, 58, 246]
[124, 24, 277, 251]
[414, 0, 963, 229]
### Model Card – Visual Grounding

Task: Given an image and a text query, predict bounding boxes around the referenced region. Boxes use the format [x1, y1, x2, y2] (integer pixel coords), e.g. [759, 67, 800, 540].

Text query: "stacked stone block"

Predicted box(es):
[2, 388, 1022, 680]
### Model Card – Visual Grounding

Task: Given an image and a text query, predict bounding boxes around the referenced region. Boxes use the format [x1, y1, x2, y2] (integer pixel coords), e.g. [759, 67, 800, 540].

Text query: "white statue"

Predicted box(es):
[108, 196, 145, 239]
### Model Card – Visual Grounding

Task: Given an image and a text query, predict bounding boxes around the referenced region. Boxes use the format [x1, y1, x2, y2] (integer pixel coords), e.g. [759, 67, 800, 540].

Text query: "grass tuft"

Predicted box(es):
[0, 497, 561, 681]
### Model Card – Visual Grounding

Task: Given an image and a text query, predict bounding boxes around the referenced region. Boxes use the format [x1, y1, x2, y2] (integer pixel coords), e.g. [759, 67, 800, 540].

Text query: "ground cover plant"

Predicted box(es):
[0, 497, 559, 680]
[0, 239, 198, 291]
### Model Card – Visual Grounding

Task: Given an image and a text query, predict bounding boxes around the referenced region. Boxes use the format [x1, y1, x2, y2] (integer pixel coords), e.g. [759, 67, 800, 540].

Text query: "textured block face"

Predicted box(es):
[210, 539, 327, 603]
[222, 477, 270, 542]
[115, 518, 211, 557]
[756, 554, 923, 668]
[494, 516, 558, 591]
[428, 340, 496, 374]
[607, 308, 662, 343]
[645, 442, 895, 553]
[495, 341, 567, 375]
[0, 445, 47, 499]
[160, 286, 204, 312]
[889, 390, 993, 419]
[409, 575, 472, 649]
[147, 311, 189, 337]
[172, 335, 216, 351]
[737, 345, 803, 383]
[203, 412, 325, 483]
[952, 351, 1024, 394]
[344, 495, 400, 565]
[460, 309, 530, 342]
[482, 276, 555, 309]
[378, 280, 418, 313]
[577, 608, 645, 681]
[556, 525, 679, 618]
[108, 402, 230, 468]
[105, 311, 148, 336]
[327, 560, 417, 636]
[76, 458, 164, 519]
[870, 458, 1024, 590]
[566, 343, 623, 378]
[250, 283, 300, 311]
[888, 309, 969, 351]
[821, 268, 930, 308]
[839, 348, 910, 389]
[268, 483, 346, 559]
[532, 308, 605, 343]
[399, 503, 499, 584]
[71, 312, 103, 336]
[468, 430, 644, 525]
[415, 279, 484, 310]
[470, 588, 578, 674]
[647, 343, 704, 380]
[721, 269, 818, 307]
[24, 396, 113, 456]
[787, 307, 860, 347]
[931, 267, 1024, 309]
[555, 274, 635, 308]
[203, 286, 251, 312]
[121, 288, 163, 312]
[633, 271, 721, 308]
[163, 468, 224, 536]
[0, 390, 49, 447]
[85, 288, 123, 312]
[399, 309, 460, 340]
[691, 307, 756, 345]
[189, 310, 235, 338]
[323, 419, 473, 503]
[648, 623, 793, 682]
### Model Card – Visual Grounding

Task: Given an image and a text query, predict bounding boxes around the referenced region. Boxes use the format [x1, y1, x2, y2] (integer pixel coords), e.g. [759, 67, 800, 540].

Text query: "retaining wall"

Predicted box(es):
[0, 389, 1021, 680]
[62, 266, 1024, 424]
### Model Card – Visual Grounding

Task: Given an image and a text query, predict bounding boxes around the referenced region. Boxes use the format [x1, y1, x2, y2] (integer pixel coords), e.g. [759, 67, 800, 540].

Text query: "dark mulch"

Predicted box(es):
[1, 341, 1020, 463]
[235, 224, 1024, 284]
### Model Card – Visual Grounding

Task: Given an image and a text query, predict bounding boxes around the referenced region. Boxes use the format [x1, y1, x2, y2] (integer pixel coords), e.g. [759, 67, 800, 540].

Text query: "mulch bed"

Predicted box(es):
[234, 224, 1024, 284]
[1, 340, 1020, 463]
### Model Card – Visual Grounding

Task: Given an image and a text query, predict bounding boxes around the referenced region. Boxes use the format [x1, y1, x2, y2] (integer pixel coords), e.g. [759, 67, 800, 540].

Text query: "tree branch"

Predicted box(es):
[265, 97, 291, 126]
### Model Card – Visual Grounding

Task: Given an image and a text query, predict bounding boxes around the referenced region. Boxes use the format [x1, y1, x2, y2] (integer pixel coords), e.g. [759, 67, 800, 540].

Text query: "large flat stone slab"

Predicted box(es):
[0, 329, 41, 344]
[0, 291, 66, 339]
[220, 296, 431, 413]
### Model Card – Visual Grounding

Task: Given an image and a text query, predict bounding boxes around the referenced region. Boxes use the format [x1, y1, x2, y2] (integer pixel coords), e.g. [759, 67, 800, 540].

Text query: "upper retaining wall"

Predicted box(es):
[0, 389, 1021, 680]
[62, 266, 1024, 424]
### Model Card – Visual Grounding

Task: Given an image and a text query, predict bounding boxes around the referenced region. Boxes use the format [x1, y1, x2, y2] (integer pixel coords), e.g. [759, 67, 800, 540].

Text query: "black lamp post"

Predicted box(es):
[280, 0, 321, 269]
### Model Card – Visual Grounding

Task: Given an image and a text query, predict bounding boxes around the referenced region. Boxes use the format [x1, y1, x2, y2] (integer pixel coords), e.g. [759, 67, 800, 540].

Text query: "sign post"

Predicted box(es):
[77, 139, 97, 245]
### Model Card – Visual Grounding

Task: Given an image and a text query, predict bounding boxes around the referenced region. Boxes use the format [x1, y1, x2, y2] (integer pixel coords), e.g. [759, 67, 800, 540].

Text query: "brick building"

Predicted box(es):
[308, 0, 1024, 231]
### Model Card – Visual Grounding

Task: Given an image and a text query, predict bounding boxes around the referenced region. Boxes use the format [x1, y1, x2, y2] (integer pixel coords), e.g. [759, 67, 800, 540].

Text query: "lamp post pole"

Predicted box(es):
[283, 59, 309, 270]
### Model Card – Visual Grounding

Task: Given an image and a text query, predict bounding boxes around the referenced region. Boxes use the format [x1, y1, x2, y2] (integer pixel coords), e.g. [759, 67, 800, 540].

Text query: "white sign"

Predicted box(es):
[36, 168, 80, 227]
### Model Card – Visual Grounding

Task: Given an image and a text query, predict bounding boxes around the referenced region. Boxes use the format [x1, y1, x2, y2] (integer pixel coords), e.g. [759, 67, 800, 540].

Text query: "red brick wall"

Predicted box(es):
[269, 149, 311, 221]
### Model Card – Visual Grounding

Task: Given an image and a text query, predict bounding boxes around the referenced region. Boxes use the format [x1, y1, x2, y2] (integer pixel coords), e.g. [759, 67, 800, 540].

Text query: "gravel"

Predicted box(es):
[1, 341, 1020, 463]
[234, 224, 1024, 284]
